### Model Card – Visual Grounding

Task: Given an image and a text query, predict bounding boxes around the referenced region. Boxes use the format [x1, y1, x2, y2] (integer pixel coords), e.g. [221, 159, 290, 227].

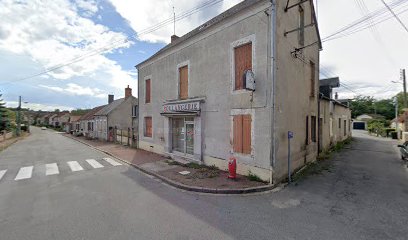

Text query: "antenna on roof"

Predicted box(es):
[173, 5, 176, 35]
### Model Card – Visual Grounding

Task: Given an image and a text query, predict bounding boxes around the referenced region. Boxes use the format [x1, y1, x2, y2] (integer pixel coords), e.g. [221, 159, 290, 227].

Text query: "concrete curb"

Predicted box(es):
[65, 134, 278, 194]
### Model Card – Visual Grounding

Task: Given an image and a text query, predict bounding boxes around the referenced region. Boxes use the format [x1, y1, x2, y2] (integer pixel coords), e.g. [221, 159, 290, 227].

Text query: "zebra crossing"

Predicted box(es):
[0, 158, 123, 182]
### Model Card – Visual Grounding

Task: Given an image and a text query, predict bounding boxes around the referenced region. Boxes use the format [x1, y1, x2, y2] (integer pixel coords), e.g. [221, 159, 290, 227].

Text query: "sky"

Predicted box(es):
[0, 0, 407, 111]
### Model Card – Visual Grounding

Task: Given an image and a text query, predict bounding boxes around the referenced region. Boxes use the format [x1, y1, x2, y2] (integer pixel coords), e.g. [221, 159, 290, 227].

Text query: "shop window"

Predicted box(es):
[233, 115, 251, 154]
[145, 79, 151, 104]
[144, 117, 152, 137]
[234, 43, 252, 90]
[310, 61, 315, 97]
[179, 66, 188, 100]
[311, 116, 316, 142]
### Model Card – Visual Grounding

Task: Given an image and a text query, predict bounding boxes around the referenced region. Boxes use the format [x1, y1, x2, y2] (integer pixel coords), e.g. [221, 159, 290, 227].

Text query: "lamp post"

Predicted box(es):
[16, 96, 28, 137]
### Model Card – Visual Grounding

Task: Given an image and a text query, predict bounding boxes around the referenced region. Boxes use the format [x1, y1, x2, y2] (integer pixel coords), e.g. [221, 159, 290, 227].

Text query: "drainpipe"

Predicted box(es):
[269, 0, 277, 184]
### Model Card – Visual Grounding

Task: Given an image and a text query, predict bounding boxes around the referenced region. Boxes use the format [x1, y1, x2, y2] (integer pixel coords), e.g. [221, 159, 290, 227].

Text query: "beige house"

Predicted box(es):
[136, 0, 325, 183]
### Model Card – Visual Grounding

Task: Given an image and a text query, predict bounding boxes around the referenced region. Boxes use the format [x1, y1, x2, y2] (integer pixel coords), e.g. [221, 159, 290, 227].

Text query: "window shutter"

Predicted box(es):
[179, 66, 188, 99]
[234, 43, 252, 90]
[242, 115, 252, 154]
[145, 79, 151, 103]
[145, 117, 152, 137]
[233, 115, 243, 153]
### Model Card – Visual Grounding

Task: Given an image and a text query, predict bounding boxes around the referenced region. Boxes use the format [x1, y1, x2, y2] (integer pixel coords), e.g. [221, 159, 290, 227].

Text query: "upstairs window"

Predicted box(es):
[179, 65, 189, 100]
[132, 105, 138, 118]
[233, 115, 252, 154]
[234, 43, 252, 90]
[310, 61, 316, 97]
[145, 79, 151, 104]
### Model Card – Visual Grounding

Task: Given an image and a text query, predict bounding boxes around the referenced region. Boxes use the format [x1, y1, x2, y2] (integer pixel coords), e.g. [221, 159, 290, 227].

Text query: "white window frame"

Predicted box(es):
[144, 75, 152, 105]
[230, 109, 255, 162]
[230, 34, 256, 94]
[176, 60, 190, 100]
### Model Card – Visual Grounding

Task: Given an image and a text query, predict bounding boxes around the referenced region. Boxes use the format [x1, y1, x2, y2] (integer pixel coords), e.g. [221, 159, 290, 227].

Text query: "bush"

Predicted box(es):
[367, 119, 387, 137]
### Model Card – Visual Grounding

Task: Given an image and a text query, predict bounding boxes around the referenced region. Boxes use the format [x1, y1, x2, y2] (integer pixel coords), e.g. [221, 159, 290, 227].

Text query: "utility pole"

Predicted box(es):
[402, 69, 407, 108]
[16, 96, 21, 136]
[395, 97, 399, 139]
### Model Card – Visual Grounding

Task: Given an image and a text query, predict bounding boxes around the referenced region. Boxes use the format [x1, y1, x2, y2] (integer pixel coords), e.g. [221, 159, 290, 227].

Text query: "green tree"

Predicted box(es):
[0, 95, 9, 131]
[373, 99, 395, 120]
[71, 108, 90, 116]
[349, 95, 375, 118]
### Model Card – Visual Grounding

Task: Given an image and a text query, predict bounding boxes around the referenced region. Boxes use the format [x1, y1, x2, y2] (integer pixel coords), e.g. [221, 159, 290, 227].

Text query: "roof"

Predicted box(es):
[136, 0, 265, 68]
[79, 106, 106, 121]
[320, 77, 340, 88]
[69, 115, 82, 123]
[94, 96, 135, 116]
[136, 0, 322, 68]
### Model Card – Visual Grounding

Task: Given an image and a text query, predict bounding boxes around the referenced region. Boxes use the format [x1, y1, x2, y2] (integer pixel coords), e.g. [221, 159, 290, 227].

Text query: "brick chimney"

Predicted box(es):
[108, 94, 114, 104]
[171, 35, 179, 43]
[125, 85, 132, 98]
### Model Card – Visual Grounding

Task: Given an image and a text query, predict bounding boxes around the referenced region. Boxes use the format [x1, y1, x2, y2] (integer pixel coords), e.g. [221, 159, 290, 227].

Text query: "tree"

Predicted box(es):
[0, 95, 9, 131]
[349, 95, 375, 118]
[373, 99, 395, 120]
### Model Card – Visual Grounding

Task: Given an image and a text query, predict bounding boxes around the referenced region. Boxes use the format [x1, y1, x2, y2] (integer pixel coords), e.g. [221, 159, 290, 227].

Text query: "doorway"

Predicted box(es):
[172, 117, 194, 155]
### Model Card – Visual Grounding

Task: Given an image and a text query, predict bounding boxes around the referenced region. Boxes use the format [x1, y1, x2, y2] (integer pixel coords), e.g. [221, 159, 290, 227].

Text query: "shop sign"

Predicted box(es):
[162, 101, 200, 113]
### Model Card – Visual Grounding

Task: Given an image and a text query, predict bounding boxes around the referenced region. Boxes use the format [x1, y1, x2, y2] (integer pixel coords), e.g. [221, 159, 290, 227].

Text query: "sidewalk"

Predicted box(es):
[64, 134, 275, 194]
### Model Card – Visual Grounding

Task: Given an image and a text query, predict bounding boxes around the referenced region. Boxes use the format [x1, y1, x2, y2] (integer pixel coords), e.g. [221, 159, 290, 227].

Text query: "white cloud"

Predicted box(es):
[40, 83, 106, 98]
[6, 101, 74, 111]
[108, 0, 243, 43]
[0, 0, 134, 90]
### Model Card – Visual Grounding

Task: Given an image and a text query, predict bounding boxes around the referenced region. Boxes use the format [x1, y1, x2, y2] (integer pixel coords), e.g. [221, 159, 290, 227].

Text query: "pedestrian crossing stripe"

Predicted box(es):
[86, 159, 104, 169]
[0, 170, 7, 181]
[67, 161, 84, 172]
[45, 163, 59, 176]
[103, 157, 122, 166]
[15, 166, 33, 180]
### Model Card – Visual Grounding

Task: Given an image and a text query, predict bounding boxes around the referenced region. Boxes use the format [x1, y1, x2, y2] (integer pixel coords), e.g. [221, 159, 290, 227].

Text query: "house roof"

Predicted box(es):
[136, 0, 265, 68]
[94, 98, 125, 116]
[79, 106, 106, 121]
[136, 0, 322, 69]
[69, 115, 82, 123]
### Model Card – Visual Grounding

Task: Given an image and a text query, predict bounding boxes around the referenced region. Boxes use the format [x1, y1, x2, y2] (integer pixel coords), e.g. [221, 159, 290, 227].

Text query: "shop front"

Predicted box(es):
[161, 99, 203, 162]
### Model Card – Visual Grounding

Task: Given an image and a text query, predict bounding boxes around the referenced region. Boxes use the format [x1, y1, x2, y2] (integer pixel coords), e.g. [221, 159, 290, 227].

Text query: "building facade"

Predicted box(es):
[136, 0, 324, 183]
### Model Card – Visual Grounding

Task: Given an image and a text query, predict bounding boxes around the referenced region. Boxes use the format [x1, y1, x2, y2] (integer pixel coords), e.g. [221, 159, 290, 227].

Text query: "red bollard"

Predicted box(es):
[228, 156, 237, 179]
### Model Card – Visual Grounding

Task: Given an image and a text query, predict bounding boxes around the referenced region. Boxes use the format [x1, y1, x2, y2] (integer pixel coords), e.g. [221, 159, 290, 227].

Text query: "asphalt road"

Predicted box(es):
[0, 128, 407, 240]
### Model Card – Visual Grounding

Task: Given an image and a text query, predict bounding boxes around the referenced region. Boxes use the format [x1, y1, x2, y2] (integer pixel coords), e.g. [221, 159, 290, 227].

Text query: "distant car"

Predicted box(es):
[41, 127, 47, 130]
[397, 142, 408, 160]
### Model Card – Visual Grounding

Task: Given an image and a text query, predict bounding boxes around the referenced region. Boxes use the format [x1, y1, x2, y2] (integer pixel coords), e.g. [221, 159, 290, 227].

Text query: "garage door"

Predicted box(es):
[353, 122, 365, 130]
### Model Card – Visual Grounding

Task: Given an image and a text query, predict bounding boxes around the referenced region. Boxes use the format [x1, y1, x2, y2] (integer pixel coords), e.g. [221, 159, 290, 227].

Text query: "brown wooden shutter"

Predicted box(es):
[242, 115, 252, 154]
[145, 79, 151, 103]
[310, 61, 315, 97]
[234, 43, 252, 90]
[233, 115, 243, 153]
[145, 117, 152, 137]
[179, 66, 188, 99]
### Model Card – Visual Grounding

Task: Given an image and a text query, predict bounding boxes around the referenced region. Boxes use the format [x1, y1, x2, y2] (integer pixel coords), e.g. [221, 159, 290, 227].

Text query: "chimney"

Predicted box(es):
[108, 94, 114, 104]
[335, 92, 338, 100]
[171, 35, 179, 43]
[125, 85, 132, 98]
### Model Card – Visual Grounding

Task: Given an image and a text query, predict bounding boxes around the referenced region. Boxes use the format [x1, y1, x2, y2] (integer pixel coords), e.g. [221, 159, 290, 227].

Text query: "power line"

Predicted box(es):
[0, 0, 225, 86]
[380, 0, 408, 33]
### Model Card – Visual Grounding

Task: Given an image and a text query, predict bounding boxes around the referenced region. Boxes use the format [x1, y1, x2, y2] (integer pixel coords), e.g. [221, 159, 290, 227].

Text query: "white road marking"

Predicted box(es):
[103, 157, 122, 166]
[86, 159, 104, 169]
[67, 161, 84, 172]
[15, 166, 34, 180]
[45, 163, 59, 176]
[0, 170, 7, 181]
